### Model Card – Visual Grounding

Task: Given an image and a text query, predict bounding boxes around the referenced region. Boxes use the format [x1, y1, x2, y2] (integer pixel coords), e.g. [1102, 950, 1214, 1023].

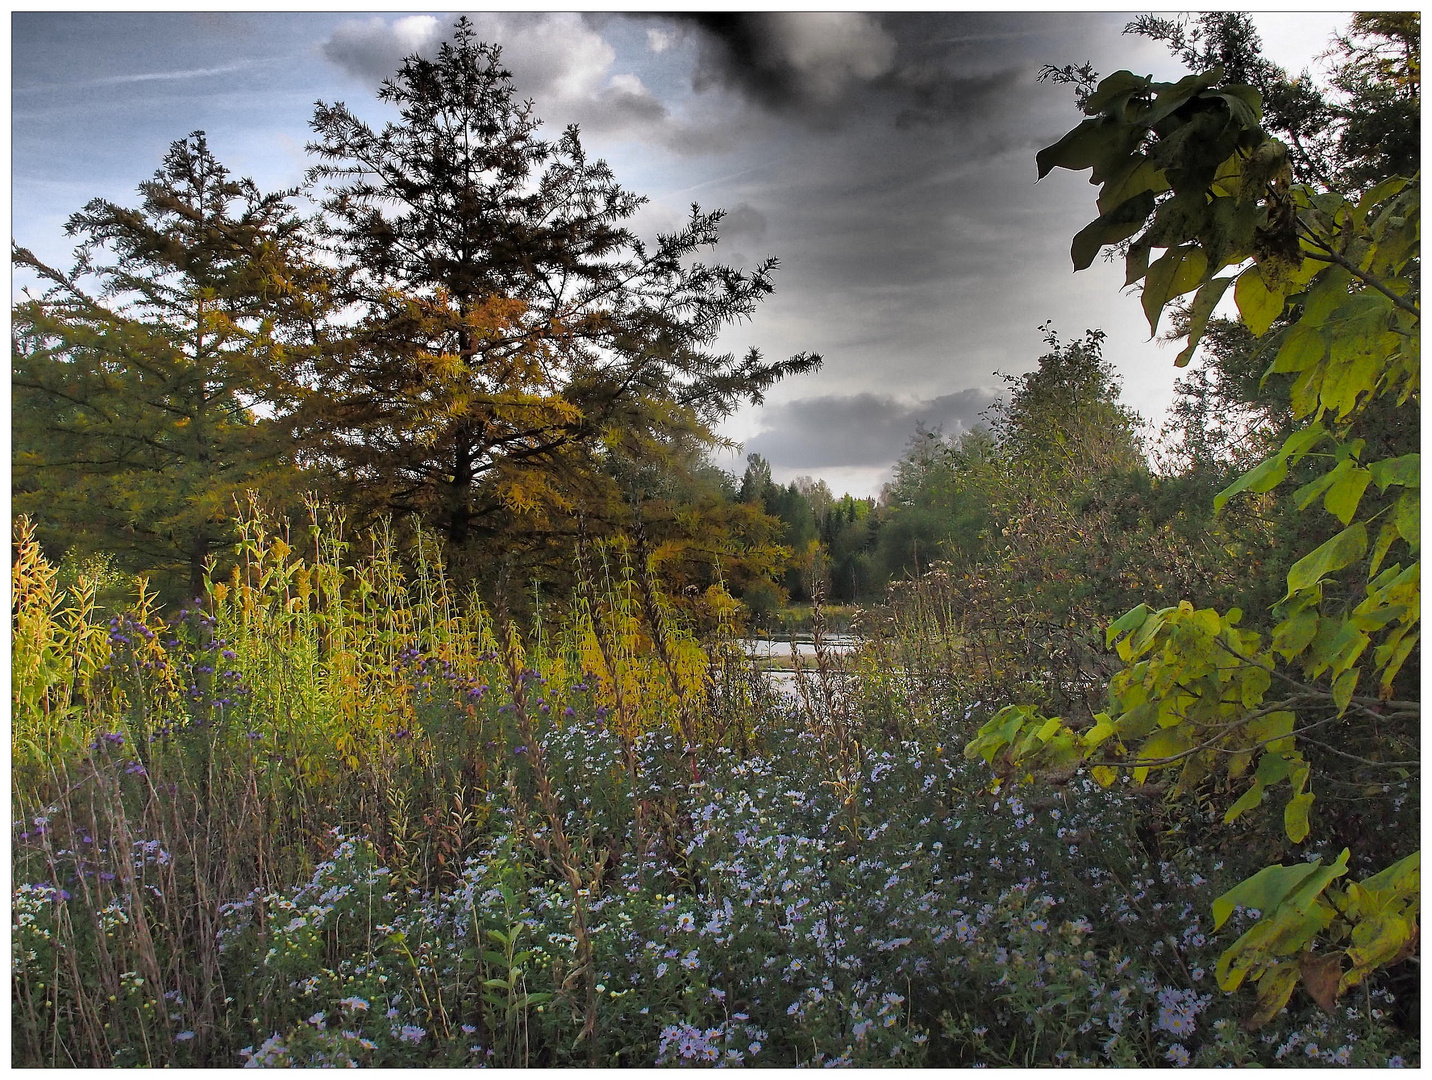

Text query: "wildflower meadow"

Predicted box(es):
[11, 505, 1418, 1067]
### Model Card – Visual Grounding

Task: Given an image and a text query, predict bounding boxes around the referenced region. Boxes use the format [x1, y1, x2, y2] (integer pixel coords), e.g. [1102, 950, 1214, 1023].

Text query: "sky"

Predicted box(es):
[11, 10, 1352, 497]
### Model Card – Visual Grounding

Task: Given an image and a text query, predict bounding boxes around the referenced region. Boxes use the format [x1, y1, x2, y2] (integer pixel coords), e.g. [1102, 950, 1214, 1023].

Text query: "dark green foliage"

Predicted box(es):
[875, 426, 993, 584]
[8, 11, 1423, 1069]
[980, 17, 1420, 1025]
[1326, 14, 1420, 193]
[735, 455, 880, 603]
[1128, 11, 1420, 195]
[300, 19, 819, 559]
[13, 133, 319, 599]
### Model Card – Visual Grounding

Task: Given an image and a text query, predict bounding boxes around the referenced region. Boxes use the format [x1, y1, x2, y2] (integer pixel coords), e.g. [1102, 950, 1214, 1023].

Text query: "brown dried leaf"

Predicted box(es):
[1300, 951, 1343, 1014]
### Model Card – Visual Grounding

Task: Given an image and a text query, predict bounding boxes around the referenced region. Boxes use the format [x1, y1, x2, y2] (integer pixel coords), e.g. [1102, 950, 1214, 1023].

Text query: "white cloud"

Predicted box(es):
[320, 15, 442, 83]
[318, 13, 738, 156]
[765, 12, 897, 103]
[465, 13, 614, 105]
[647, 27, 676, 54]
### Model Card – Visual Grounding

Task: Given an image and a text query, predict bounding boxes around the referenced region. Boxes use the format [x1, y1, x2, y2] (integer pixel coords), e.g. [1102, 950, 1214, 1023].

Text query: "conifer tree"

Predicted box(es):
[300, 19, 819, 560]
[13, 133, 320, 597]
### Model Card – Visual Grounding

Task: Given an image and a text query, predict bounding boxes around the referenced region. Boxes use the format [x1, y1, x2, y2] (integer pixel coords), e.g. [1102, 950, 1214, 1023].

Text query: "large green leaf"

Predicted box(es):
[1036, 117, 1115, 180]
[1082, 69, 1154, 116]
[1394, 491, 1420, 549]
[1284, 791, 1315, 843]
[1331, 667, 1360, 714]
[1272, 608, 1320, 657]
[1369, 453, 1420, 491]
[1096, 156, 1169, 215]
[1354, 176, 1410, 222]
[1105, 603, 1151, 648]
[1285, 523, 1367, 596]
[1271, 322, 1328, 374]
[1293, 459, 1348, 512]
[1142, 245, 1208, 336]
[1324, 466, 1373, 525]
[1141, 68, 1227, 128]
[1213, 859, 1326, 931]
[1224, 779, 1266, 823]
[1356, 851, 1420, 899]
[1175, 275, 1234, 367]
[1205, 85, 1262, 130]
[1070, 190, 1159, 271]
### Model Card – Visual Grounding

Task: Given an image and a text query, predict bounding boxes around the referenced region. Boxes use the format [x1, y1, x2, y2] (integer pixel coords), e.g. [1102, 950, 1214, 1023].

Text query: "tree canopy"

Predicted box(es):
[299, 19, 819, 561]
[14, 21, 819, 603]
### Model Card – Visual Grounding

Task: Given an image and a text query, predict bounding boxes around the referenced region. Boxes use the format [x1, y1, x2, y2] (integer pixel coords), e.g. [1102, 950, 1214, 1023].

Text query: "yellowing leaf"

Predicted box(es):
[1247, 960, 1301, 1029]
[1235, 263, 1285, 336]
[1132, 725, 1191, 784]
[1272, 323, 1327, 374]
[1284, 791, 1315, 843]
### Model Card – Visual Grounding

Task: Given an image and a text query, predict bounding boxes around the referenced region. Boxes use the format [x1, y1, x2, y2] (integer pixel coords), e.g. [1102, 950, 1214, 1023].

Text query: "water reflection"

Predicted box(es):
[739, 634, 860, 661]
[737, 635, 860, 700]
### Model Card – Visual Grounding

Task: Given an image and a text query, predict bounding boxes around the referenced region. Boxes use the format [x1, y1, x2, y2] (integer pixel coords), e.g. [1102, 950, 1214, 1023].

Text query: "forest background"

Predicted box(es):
[11, 11, 1420, 1069]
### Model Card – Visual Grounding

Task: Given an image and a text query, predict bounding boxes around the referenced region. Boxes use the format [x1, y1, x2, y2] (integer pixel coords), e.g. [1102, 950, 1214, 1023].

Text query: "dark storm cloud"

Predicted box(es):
[744, 389, 999, 469]
[889, 64, 1027, 129]
[682, 12, 897, 116]
[667, 12, 1025, 130]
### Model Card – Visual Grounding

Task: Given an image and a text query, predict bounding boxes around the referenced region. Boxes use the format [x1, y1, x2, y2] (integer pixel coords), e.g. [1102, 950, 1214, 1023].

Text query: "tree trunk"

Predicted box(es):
[189, 524, 209, 601]
[448, 427, 473, 547]
[447, 319, 477, 547]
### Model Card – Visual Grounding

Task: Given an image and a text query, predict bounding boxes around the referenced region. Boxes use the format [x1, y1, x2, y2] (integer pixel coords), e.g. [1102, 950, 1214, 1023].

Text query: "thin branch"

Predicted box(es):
[1210, 634, 1419, 723]
[1296, 215, 1421, 319]
[1297, 736, 1421, 770]
[1082, 706, 1347, 771]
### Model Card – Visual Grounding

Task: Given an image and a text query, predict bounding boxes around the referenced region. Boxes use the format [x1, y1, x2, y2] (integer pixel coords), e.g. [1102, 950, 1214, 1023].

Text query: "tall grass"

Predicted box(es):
[11, 501, 739, 1066]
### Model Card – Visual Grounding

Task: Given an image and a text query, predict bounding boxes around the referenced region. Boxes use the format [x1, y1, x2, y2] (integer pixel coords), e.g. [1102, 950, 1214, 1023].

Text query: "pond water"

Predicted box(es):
[739, 634, 861, 661]
[737, 635, 862, 700]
